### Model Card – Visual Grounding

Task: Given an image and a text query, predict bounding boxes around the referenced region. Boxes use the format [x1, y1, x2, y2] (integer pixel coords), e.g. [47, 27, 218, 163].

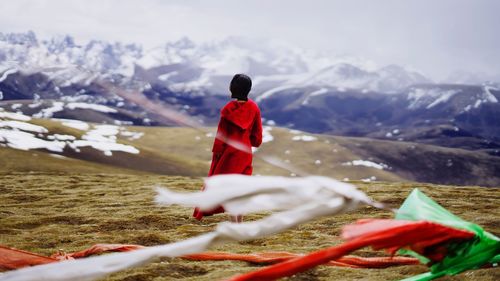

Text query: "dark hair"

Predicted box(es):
[230, 74, 252, 101]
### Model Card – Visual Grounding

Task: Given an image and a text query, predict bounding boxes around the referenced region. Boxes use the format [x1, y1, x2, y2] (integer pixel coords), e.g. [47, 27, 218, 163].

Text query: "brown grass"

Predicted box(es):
[0, 173, 498, 280]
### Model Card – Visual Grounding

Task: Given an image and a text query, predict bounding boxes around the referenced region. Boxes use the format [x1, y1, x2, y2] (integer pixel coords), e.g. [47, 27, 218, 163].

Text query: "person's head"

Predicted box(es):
[230, 74, 252, 101]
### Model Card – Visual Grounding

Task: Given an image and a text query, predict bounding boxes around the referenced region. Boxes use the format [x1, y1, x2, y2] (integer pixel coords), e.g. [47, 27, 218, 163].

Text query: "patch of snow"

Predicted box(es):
[426, 90, 460, 108]
[253, 126, 273, 153]
[483, 86, 499, 103]
[168, 72, 211, 93]
[302, 88, 328, 105]
[28, 101, 43, 108]
[262, 126, 274, 143]
[66, 102, 117, 113]
[361, 176, 377, 182]
[70, 125, 140, 156]
[113, 120, 133, 126]
[49, 153, 68, 159]
[256, 85, 297, 102]
[292, 135, 317, 141]
[11, 103, 22, 110]
[158, 71, 178, 81]
[120, 130, 144, 141]
[310, 88, 329, 97]
[289, 129, 301, 134]
[33, 102, 64, 118]
[265, 120, 276, 126]
[0, 120, 48, 133]
[342, 160, 388, 170]
[385, 132, 393, 138]
[0, 129, 65, 152]
[47, 134, 76, 141]
[314, 159, 321, 165]
[70, 140, 139, 156]
[82, 125, 119, 142]
[56, 119, 90, 131]
[0, 68, 17, 82]
[407, 88, 461, 110]
[0, 110, 31, 121]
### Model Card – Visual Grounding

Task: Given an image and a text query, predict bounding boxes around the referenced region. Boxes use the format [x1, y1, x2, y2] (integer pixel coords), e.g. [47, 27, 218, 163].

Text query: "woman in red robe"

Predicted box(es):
[193, 74, 263, 222]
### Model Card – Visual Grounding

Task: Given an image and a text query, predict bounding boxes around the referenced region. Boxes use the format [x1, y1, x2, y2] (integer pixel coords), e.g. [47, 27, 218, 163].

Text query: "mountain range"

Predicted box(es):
[1, 31, 499, 158]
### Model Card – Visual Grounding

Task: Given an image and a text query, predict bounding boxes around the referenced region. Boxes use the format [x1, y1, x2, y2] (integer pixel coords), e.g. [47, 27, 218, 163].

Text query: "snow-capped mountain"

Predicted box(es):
[1, 31, 500, 154]
[0, 31, 432, 96]
[0, 31, 144, 92]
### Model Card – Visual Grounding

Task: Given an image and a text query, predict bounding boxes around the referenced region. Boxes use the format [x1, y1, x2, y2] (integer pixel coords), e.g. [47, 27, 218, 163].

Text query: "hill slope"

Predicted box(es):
[0, 173, 498, 280]
[1, 114, 499, 186]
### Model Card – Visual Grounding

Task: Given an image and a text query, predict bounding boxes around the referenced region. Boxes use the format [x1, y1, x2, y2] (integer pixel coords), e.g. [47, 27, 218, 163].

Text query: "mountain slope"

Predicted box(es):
[1, 112, 499, 186]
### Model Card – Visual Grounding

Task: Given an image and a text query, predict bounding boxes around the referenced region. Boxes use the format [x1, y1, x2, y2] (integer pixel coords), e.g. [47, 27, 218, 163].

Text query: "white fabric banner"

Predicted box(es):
[0, 175, 381, 281]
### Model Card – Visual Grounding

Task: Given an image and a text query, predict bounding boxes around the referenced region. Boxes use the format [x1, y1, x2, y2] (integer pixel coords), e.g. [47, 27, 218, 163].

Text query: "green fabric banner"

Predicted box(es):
[396, 189, 499, 281]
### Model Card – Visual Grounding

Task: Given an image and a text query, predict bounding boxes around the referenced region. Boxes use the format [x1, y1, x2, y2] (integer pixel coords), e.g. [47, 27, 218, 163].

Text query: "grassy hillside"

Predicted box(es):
[0, 173, 498, 280]
[1, 115, 500, 186]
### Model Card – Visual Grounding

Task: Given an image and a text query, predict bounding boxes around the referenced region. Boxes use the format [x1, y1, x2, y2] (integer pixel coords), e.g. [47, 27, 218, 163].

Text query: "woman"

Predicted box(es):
[193, 74, 263, 222]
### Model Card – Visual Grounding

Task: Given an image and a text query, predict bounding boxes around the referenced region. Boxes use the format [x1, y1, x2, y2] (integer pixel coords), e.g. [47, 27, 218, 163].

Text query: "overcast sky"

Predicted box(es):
[1, 0, 499, 80]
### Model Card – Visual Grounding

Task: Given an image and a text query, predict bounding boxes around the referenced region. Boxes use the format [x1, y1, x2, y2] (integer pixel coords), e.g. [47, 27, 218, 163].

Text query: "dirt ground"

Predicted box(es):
[0, 172, 498, 280]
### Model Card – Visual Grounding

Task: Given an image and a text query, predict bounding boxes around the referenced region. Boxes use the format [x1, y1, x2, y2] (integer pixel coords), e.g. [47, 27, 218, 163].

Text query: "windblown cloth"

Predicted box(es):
[0, 175, 375, 281]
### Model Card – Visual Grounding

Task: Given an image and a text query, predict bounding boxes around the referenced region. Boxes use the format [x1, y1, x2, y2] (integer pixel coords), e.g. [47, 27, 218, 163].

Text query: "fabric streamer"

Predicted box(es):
[0, 175, 377, 281]
[228, 189, 500, 281]
[0, 245, 57, 270]
[0, 244, 420, 271]
[0, 244, 145, 270]
[156, 174, 384, 214]
[183, 252, 420, 268]
[229, 219, 476, 281]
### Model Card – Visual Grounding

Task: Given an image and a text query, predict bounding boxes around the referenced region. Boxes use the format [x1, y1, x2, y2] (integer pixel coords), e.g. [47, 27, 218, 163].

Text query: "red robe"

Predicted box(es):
[193, 99, 263, 220]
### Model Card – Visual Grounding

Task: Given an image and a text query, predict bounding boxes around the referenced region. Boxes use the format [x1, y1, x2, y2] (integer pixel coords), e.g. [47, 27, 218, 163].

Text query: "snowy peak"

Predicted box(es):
[376, 65, 432, 92]
[405, 84, 499, 112]
[0, 30, 38, 46]
[0, 31, 434, 95]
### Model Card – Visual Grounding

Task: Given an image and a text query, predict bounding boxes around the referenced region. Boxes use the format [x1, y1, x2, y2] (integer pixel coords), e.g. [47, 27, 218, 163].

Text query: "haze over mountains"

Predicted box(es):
[1, 31, 499, 160]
